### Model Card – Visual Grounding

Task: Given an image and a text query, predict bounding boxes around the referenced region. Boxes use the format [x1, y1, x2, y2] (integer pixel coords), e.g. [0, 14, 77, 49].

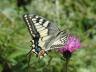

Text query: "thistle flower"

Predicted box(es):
[58, 35, 80, 54]
[58, 35, 80, 72]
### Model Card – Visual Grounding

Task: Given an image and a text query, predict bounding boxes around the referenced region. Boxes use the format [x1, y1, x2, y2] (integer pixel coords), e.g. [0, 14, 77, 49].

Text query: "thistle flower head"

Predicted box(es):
[58, 35, 80, 54]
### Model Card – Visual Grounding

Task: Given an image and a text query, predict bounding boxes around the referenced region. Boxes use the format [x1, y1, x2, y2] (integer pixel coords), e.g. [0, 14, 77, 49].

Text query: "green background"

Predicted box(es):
[0, 0, 96, 72]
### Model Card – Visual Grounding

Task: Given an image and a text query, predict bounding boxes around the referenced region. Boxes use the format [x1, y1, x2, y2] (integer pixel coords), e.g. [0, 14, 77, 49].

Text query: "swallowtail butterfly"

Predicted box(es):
[23, 14, 68, 58]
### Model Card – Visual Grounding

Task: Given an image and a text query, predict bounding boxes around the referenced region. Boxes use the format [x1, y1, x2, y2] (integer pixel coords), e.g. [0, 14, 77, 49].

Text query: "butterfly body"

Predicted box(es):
[30, 29, 46, 56]
[23, 14, 68, 57]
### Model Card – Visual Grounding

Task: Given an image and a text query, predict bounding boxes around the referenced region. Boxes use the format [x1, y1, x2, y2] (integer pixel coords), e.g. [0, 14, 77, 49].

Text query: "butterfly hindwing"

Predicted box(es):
[45, 31, 68, 51]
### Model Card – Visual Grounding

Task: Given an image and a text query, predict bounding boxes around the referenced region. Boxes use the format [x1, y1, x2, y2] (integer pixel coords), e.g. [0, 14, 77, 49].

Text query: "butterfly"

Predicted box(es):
[23, 14, 68, 58]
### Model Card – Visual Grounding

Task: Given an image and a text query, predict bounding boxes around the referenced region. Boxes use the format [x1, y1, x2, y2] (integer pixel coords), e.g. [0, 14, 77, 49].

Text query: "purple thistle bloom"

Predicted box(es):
[58, 35, 80, 54]
[58, 34, 80, 72]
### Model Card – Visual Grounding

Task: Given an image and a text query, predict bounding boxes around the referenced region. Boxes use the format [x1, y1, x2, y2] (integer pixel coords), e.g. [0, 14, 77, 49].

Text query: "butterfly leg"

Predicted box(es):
[27, 51, 32, 72]
[26, 47, 37, 72]
[26, 47, 33, 72]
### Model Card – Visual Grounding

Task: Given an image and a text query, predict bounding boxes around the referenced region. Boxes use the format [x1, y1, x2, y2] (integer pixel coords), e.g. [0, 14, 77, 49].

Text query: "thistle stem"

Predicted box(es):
[65, 58, 69, 72]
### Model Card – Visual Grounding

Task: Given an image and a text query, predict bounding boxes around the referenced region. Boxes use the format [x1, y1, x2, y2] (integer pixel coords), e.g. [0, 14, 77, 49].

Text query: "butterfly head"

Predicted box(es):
[32, 48, 47, 58]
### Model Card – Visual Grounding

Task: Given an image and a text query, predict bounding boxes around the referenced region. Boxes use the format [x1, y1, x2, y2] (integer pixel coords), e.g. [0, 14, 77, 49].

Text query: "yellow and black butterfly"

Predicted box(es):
[23, 14, 68, 58]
